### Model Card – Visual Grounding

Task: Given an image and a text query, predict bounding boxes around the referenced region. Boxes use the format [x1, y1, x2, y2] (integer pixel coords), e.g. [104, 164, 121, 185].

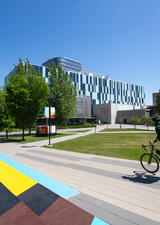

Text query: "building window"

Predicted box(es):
[90, 76, 92, 84]
[86, 75, 88, 84]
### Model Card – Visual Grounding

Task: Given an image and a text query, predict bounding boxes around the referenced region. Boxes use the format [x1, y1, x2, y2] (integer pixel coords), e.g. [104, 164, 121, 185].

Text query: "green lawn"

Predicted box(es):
[46, 133, 159, 161]
[71, 130, 91, 133]
[100, 128, 153, 132]
[1, 133, 72, 144]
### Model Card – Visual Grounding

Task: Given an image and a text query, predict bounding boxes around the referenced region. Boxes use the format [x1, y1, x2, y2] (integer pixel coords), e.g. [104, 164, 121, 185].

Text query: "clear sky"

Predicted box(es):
[0, 0, 160, 105]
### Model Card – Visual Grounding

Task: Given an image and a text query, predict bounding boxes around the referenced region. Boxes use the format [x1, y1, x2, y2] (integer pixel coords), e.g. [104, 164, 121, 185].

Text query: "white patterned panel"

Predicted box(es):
[42, 66, 46, 77]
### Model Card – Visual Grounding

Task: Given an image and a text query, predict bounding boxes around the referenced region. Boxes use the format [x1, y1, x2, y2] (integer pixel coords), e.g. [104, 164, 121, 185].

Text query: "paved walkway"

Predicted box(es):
[0, 153, 106, 225]
[0, 126, 160, 224]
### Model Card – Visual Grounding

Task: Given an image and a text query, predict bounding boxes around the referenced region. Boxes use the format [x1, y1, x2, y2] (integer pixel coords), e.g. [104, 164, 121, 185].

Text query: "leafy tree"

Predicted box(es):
[141, 116, 152, 130]
[130, 117, 141, 129]
[5, 58, 49, 140]
[0, 87, 15, 139]
[48, 64, 77, 125]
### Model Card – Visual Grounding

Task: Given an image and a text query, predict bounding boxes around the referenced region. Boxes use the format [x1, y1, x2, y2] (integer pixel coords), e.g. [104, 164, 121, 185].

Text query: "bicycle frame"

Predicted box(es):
[142, 144, 160, 162]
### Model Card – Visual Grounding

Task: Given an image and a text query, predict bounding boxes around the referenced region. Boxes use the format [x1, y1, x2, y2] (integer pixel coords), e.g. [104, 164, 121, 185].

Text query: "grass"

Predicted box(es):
[1, 133, 73, 144]
[57, 123, 95, 129]
[46, 133, 159, 161]
[71, 130, 91, 133]
[100, 128, 153, 132]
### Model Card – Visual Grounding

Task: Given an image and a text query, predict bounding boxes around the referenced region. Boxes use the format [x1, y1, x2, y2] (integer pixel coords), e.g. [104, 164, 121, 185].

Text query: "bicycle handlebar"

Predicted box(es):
[142, 143, 154, 151]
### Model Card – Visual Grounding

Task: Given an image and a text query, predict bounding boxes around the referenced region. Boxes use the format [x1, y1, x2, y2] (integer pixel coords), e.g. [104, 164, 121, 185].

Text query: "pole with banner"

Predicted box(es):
[49, 103, 51, 145]
[49, 106, 55, 145]
[44, 104, 55, 145]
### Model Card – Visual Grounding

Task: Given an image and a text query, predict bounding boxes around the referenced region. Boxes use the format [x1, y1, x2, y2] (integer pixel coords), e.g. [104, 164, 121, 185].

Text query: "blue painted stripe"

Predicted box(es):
[91, 217, 109, 225]
[0, 153, 79, 199]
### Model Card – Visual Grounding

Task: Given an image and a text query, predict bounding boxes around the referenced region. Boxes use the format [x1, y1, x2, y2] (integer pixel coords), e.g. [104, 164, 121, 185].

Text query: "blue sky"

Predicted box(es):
[0, 0, 160, 105]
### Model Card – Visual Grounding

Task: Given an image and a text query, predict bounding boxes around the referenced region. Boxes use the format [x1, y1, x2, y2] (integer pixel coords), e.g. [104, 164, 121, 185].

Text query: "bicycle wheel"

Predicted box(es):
[140, 153, 159, 173]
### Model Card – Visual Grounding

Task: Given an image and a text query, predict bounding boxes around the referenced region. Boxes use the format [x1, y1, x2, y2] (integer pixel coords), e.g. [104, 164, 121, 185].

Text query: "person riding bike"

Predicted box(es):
[151, 117, 160, 145]
[140, 117, 160, 173]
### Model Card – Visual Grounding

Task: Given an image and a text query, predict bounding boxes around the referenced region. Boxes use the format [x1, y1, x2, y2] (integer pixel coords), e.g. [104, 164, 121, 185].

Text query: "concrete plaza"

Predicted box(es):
[0, 125, 160, 224]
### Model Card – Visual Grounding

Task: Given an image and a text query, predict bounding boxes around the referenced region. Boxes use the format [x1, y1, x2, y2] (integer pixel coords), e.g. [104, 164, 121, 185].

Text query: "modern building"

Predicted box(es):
[146, 90, 160, 117]
[39, 57, 145, 106]
[42, 57, 83, 73]
[69, 96, 92, 125]
[117, 108, 149, 124]
[5, 57, 146, 124]
[92, 103, 148, 124]
[153, 90, 160, 106]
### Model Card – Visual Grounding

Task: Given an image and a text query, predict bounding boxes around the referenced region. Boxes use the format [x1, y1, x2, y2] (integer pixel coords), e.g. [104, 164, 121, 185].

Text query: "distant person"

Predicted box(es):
[151, 117, 160, 145]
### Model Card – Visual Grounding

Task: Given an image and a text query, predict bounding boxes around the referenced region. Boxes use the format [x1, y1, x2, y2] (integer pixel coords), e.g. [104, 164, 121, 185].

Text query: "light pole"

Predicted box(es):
[95, 115, 96, 133]
[48, 93, 54, 146]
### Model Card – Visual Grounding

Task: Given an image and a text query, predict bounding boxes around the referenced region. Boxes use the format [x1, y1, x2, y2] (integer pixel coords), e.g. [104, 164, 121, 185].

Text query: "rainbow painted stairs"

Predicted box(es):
[0, 153, 108, 225]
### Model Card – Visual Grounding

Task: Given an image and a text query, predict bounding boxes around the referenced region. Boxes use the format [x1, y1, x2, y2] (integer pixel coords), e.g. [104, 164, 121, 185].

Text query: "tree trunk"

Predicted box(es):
[22, 128, 25, 141]
[6, 131, 8, 140]
[29, 127, 31, 135]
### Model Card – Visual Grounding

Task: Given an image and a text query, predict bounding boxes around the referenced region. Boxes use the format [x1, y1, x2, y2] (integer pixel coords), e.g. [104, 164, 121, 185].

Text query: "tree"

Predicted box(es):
[130, 117, 141, 129]
[0, 87, 15, 139]
[141, 116, 152, 130]
[48, 64, 77, 125]
[5, 58, 49, 140]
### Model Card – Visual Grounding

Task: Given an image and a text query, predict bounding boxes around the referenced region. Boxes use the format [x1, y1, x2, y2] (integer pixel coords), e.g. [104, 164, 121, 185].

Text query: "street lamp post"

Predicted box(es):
[95, 115, 97, 133]
[48, 99, 51, 145]
[48, 93, 54, 146]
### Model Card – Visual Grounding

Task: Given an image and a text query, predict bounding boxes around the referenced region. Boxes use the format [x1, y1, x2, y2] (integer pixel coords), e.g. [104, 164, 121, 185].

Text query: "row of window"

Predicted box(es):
[61, 64, 82, 72]
[69, 72, 144, 92]
[32, 65, 145, 106]
[58, 59, 82, 70]
[58, 57, 82, 67]
[68, 72, 145, 106]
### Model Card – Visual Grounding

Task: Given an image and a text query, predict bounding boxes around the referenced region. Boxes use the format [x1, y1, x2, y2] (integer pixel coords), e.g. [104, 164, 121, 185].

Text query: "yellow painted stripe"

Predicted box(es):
[0, 160, 37, 196]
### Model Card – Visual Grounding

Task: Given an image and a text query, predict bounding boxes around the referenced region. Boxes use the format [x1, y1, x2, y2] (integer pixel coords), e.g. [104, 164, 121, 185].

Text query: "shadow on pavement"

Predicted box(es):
[122, 170, 160, 184]
[20, 146, 37, 148]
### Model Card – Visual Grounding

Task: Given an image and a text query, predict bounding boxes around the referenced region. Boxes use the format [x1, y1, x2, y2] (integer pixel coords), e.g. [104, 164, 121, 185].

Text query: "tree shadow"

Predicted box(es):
[0, 138, 22, 143]
[122, 170, 160, 184]
[20, 145, 37, 148]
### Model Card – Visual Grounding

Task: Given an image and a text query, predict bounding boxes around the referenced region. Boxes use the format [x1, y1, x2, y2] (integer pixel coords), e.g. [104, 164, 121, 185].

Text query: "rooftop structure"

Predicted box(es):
[42, 57, 83, 73]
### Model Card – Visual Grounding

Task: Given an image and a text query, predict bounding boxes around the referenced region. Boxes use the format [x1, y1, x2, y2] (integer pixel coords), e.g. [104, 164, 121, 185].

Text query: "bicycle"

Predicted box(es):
[140, 143, 160, 173]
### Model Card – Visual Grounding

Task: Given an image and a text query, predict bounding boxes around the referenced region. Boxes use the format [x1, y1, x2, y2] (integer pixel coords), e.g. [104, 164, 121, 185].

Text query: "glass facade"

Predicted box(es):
[42, 57, 82, 73]
[5, 57, 145, 107]
[65, 71, 145, 107]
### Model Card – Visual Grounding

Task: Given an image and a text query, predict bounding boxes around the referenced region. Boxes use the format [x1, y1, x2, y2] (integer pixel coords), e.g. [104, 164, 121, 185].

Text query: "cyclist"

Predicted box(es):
[151, 117, 160, 145]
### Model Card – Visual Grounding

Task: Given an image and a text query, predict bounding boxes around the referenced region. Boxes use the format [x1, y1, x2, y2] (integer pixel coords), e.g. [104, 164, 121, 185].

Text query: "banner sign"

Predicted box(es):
[44, 107, 55, 119]
[44, 107, 49, 118]
[50, 107, 55, 118]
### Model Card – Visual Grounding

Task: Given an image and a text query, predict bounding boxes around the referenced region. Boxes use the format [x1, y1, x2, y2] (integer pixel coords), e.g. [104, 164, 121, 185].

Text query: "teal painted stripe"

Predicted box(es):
[0, 153, 79, 199]
[91, 217, 109, 225]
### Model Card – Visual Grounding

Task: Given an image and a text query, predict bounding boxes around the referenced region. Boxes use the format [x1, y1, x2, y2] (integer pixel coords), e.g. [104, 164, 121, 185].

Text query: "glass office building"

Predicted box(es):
[66, 71, 145, 106]
[42, 57, 83, 73]
[42, 57, 145, 107]
[5, 57, 145, 107]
